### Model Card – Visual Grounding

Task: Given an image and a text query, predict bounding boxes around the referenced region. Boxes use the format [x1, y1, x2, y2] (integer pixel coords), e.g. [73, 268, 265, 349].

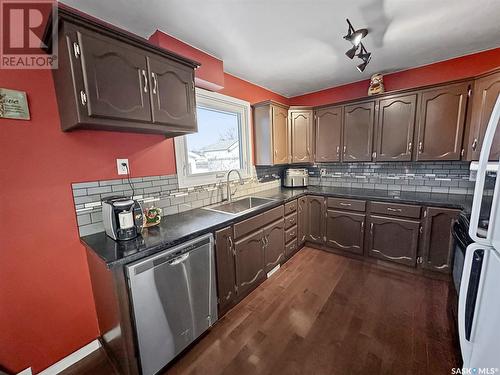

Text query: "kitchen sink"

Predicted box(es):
[202, 197, 276, 215]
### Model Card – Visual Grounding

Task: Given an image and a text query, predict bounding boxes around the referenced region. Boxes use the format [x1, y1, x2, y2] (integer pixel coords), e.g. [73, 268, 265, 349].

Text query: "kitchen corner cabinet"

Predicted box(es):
[253, 101, 290, 165]
[297, 196, 308, 247]
[367, 215, 420, 267]
[343, 101, 375, 162]
[374, 94, 417, 161]
[420, 207, 460, 273]
[325, 210, 365, 255]
[215, 227, 238, 316]
[49, 8, 198, 135]
[306, 196, 326, 244]
[415, 82, 470, 161]
[466, 70, 500, 161]
[289, 108, 314, 163]
[315, 106, 343, 162]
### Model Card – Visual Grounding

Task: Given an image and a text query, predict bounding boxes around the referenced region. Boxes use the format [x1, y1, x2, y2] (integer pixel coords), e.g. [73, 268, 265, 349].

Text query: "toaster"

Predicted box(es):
[283, 168, 309, 188]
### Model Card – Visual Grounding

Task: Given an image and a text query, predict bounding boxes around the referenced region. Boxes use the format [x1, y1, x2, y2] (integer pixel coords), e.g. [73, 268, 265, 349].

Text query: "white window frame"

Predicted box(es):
[174, 88, 253, 188]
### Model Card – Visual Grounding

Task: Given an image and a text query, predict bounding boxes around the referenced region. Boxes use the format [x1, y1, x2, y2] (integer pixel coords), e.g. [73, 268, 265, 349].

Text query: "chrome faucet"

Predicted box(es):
[226, 169, 244, 202]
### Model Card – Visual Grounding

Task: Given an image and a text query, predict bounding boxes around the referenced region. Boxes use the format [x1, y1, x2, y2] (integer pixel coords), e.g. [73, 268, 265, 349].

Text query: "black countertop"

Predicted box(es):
[81, 186, 474, 269]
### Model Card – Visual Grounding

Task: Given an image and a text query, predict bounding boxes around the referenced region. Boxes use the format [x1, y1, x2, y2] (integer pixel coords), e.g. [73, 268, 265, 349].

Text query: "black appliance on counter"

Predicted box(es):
[102, 196, 144, 241]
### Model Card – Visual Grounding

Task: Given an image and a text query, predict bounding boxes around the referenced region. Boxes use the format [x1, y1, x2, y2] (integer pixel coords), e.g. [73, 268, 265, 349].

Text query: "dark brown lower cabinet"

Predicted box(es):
[421, 207, 460, 273]
[234, 230, 266, 298]
[306, 196, 325, 244]
[297, 196, 308, 246]
[215, 227, 237, 316]
[325, 210, 365, 255]
[367, 215, 420, 267]
[263, 219, 285, 272]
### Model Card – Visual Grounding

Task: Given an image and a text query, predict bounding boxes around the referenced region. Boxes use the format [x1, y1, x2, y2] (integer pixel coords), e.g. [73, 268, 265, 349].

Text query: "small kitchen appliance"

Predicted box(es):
[283, 168, 309, 188]
[102, 196, 144, 241]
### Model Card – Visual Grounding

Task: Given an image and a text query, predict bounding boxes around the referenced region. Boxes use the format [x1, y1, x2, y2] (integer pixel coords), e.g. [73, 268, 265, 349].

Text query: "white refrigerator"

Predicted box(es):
[459, 93, 500, 370]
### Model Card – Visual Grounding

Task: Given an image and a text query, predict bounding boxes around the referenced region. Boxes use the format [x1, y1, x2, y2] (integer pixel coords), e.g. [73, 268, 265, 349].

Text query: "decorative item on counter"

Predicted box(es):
[143, 206, 162, 228]
[368, 73, 385, 96]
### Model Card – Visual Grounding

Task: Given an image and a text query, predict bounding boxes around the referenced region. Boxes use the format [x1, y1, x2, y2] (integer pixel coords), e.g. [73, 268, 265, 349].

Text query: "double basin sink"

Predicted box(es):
[202, 196, 276, 215]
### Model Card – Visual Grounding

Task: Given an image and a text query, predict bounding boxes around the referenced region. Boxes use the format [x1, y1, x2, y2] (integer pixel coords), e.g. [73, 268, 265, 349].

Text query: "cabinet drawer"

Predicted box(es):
[234, 205, 284, 239]
[285, 225, 298, 243]
[285, 239, 298, 257]
[284, 200, 297, 214]
[370, 201, 421, 219]
[327, 198, 366, 212]
[284, 212, 297, 229]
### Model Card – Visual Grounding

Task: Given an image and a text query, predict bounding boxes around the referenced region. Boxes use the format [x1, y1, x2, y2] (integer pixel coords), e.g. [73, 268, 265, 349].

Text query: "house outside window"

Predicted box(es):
[174, 88, 252, 188]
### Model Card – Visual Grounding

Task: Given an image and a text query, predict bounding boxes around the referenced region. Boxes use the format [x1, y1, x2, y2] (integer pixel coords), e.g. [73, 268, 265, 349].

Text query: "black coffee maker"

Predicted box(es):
[102, 196, 144, 241]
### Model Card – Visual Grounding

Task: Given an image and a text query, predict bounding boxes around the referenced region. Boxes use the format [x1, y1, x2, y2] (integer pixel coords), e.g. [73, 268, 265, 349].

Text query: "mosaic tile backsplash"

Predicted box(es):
[72, 161, 487, 237]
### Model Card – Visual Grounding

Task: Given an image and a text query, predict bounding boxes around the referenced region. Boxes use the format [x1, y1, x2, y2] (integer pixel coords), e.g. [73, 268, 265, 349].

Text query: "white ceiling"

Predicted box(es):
[60, 0, 500, 97]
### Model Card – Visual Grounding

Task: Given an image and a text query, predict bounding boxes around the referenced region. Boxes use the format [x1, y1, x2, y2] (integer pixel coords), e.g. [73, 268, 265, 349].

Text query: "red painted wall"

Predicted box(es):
[289, 47, 500, 106]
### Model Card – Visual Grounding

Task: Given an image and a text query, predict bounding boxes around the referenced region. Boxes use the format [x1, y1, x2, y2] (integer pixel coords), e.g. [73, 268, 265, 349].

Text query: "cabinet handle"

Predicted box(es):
[336, 146, 340, 155]
[472, 138, 478, 151]
[343, 145, 347, 154]
[339, 202, 351, 207]
[228, 235, 234, 255]
[418, 141, 423, 153]
[151, 72, 158, 94]
[361, 221, 364, 230]
[370, 222, 374, 234]
[407, 141, 412, 153]
[387, 207, 403, 212]
[141, 70, 148, 93]
[79, 90, 87, 106]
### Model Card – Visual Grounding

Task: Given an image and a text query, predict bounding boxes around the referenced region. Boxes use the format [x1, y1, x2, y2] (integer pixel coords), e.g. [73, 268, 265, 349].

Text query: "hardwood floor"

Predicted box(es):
[61, 247, 460, 375]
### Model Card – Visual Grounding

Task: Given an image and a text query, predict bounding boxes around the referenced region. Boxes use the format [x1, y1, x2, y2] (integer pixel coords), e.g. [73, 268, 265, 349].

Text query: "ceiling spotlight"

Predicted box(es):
[345, 45, 358, 59]
[357, 56, 371, 72]
[343, 18, 368, 47]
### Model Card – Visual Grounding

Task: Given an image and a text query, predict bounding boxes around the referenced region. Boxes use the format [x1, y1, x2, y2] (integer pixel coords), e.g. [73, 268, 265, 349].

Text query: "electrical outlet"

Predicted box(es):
[117, 159, 129, 175]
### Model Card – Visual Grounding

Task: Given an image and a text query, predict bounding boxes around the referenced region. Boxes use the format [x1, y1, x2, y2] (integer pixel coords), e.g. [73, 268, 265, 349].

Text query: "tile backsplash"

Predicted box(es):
[306, 161, 477, 194]
[72, 167, 282, 237]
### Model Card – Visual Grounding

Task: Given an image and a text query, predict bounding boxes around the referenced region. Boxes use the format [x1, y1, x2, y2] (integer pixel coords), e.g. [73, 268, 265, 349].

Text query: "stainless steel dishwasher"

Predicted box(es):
[126, 234, 217, 375]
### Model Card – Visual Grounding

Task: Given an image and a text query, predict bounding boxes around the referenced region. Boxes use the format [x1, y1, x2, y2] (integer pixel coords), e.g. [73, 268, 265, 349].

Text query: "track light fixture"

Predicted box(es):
[343, 18, 372, 72]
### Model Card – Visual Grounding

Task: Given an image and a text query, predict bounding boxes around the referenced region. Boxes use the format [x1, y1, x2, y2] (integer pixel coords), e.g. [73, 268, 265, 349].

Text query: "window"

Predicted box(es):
[175, 88, 252, 188]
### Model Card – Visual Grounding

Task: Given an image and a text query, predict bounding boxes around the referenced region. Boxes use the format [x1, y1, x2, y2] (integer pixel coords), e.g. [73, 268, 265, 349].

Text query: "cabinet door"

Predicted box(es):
[416, 83, 469, 161]
[367, 215, 420, 267]
[306, 196, 325, 244]
[234, 230, 265, 298]
[148, 56, 196, 131]
[263, 219, 285, 272]
[289, 110, 313, 163]
[343, 101, 375, 161]
[215, 227, 237, 316]
[77, 30, 152, 123]
[272, 105, 289, 164]
[297, 196, 308, 247]
[421, 207, 460, 273]
[468, 72, 500, 161]
[315, 106, 343, 162]
[325, 210, 365, 255]
[375, 94, 417, 161]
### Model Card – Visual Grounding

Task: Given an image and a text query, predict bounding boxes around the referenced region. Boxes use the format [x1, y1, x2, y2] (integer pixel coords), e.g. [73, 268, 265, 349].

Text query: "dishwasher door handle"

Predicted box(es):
[168, 253, 190, 265]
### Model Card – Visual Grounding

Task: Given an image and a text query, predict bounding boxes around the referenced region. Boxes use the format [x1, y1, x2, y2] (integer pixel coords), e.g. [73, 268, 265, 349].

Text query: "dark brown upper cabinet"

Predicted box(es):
[306, 196, 326, 244]
[253, 101, 289, 166]
[415, 82, 470, 161]
[215, 227, 237, 316]
[466, 70, 500, 161]
[343, 101, 375, 162]
[374, 94, 417, 161]
[263, 219, 285, 272]
[325, 210, 365, 255]
[420, 207, 460, 273]
[148, 56, 197, 130]
[49, 8, 198, 135]
[367, 215, 420, 267]
[315, 106, 343, 162]
[289, 109, 314, 163]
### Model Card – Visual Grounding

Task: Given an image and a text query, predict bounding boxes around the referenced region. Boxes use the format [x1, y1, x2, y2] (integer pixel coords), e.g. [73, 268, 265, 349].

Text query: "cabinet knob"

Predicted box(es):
[151, 72, 158, 94]
[418, 142, 423, 153]
[141, 69, 148, 93]
[472, 138, 478, 151]
[407, 142, 412, 153]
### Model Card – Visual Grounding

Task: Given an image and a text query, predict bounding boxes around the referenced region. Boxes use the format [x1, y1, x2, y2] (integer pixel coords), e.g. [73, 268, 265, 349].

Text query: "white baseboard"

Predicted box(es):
[37, 340, 101, 375]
